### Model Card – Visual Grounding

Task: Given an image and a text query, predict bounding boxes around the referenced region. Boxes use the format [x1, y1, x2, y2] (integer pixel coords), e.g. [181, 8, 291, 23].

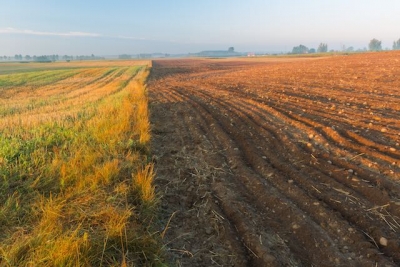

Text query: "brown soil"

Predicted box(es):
[149, 53, 400, 267]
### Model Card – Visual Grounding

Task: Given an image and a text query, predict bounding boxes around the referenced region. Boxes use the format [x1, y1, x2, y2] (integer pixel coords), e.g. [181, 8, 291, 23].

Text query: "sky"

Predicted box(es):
[1, 0, 400, 55]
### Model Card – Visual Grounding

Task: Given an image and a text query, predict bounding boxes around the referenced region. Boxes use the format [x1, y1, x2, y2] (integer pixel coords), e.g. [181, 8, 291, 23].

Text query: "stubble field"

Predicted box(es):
[149, 52, 400, 266]
[0, 60, 164, 266]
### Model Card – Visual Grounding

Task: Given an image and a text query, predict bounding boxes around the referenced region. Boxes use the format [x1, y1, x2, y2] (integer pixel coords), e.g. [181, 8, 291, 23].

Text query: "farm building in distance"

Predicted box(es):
[191, 47, 243, 57]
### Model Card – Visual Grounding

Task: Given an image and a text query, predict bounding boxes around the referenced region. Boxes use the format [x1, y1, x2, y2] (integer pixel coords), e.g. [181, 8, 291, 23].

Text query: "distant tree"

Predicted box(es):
[49, 55, 57, 61]
[368, 38, 382, 51]
[292, 44, 308, 54]
[25, 55, 31, 60]
[346, 46, 354, 52]
[228, 47, 234, 52]
[308, 48, 316, 53]
[74, 54, 104, 61]
[317, 43, 328, 53]
[62, 55, 72, 61]
[393, 39, 400, 50]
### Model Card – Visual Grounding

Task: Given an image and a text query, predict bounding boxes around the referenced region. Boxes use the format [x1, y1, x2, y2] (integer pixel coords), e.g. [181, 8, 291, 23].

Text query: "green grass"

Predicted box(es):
[0, 62, 166, 266]
[0, 69, 82, 88]
[0, 61, 88, 75]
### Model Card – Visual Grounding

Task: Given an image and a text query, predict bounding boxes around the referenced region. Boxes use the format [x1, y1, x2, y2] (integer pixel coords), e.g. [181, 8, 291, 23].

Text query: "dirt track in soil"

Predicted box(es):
[148, 53, 400, 267]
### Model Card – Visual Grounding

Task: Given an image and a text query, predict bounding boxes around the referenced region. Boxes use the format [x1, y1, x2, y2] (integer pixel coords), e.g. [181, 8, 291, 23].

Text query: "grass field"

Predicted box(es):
[0, 61, 165, 266]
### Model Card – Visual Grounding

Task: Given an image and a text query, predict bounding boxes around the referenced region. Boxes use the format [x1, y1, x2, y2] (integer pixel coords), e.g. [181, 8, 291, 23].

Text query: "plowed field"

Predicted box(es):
[149, 52, 400, 266]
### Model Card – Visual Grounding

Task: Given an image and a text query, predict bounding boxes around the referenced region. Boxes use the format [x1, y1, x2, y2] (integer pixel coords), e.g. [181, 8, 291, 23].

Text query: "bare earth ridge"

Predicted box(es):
[149, 53, 400, 267]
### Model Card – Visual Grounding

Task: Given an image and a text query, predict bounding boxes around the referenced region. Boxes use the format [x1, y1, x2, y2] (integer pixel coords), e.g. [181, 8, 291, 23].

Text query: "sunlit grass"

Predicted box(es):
[0, 61, 165, 266]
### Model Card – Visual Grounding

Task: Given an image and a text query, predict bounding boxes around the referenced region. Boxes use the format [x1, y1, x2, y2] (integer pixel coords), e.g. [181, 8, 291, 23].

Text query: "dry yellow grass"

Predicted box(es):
[134, 164, 156, 205]
[0, 60, 165, 266]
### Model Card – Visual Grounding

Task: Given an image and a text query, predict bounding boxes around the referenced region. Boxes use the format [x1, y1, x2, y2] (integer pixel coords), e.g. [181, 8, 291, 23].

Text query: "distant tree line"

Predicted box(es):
[290, 38, 400, 54]
[0, 54, 104, 61]
[75, 54, 105, 60]
[291, 43, 328, 54]
[118, 54, 132, 59]
[367, 38, 400, 51]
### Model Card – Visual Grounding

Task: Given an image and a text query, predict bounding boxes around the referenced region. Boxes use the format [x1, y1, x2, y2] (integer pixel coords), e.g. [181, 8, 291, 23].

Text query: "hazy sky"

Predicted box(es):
[1, 0, 400, 55]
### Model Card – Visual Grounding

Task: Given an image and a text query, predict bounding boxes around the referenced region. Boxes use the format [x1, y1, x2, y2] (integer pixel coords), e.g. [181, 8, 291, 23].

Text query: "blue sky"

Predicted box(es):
[1, 0, 400, 55]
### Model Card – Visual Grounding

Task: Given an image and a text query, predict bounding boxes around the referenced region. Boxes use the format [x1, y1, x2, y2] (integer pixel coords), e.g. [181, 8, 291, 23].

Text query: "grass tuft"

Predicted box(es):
[133, 164, 156, 205]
